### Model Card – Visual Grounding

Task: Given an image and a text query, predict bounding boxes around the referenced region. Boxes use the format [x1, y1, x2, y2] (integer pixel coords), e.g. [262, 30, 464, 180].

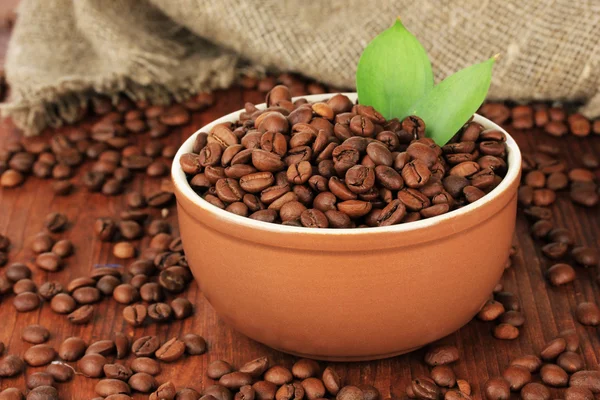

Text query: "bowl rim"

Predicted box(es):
[172, 93, 522, 236]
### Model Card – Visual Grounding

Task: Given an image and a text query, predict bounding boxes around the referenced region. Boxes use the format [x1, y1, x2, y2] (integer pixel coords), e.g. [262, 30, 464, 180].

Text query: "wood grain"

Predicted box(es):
[1, 29, 600, 400]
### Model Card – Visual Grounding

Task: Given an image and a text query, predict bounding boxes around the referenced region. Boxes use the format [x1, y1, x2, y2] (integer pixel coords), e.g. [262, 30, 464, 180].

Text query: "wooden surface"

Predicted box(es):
[1, 24, 600, 400]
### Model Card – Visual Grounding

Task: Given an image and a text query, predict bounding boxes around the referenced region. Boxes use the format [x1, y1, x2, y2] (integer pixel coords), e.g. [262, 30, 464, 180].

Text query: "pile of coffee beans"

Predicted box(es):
[180, 86, 509, 228]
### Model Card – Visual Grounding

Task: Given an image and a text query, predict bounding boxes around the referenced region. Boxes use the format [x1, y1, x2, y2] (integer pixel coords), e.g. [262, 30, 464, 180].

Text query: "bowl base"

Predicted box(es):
[271, 344, 424, 362]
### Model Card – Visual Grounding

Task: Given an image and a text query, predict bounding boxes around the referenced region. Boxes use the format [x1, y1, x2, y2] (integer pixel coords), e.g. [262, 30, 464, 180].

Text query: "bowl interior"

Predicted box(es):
[172, 93, 522, 236]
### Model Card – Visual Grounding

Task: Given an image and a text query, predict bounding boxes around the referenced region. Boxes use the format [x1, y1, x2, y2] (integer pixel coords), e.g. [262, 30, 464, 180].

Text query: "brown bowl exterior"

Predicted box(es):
[173, 95, 521, 361]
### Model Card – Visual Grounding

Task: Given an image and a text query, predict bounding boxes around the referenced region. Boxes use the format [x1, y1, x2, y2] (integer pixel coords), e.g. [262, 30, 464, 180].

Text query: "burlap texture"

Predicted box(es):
[2, 0, 600, 135]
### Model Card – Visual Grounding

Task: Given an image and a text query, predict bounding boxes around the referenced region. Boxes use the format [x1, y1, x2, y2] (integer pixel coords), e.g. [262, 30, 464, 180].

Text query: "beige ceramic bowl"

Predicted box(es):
[172, 93, 522, 361]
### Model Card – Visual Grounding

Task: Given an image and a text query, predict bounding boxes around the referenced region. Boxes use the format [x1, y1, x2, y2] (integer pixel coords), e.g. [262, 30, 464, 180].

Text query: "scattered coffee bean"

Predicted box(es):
[0, 355, 25, 377]
[477, 300, 505, 321]
[26, 386, 58, 400]
[171, 297, 193, 319]
[182, 334, 207, 355]
[46, 361, 74, 382]
[540, 363, 568, 387]
[24, 344, 57, 367]
[21, 324, 50, 344]
[572, 247, 598, 267]
[493, 323, 519, 340]
[520, 382, 550, 400]
[570, 370, 600, 393]
[502, 365, 531, 391]
[129, 372, 158, 393]
[67, 304, 95, 324]
[13, 292, 41, 312]
[132, 336, 160, 357]
[541, 337, 567, 360]
[155, 337, 186, 362]
[576, 302, 600, 325]
[264, 365, 293, 385]
[131, 357, 161, 376]
[26, 372, 55, 390]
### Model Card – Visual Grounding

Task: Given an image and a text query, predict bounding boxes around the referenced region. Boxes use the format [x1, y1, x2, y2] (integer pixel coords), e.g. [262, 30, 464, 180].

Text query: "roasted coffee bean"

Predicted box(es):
[86, 340, 116, 356]
[531, 219, 553, 238]
[148, 302, 173, 322]
[22, 324, 50, 344]
[13, 292, 41, 312]
[45, 212, 68, 232]
[95, 379, 131, 397]
[541, 337, 567, 360]
[546, 263, 575, 285]
[301, 378, 325, 400]
[336, 385, 364, 400]
[24, 344, 57, 367]
[46, 361, 74, 382]
[59, 337, 86, 361]
[182, 334, 207, 355]
[97, 275, 121, 296]
[38, 281, 62, 300]
[410, 377, 439, 400]
[6, 263, 32, 281]
[542, 242, 568, 259]
[264, 366, 293, 385]
[502, 365, 531, 391]
[569, 370, 600, 393]
[548, 228, 574, 245]
[73, 286, 101, 304]
[26, 386, 58, 400]
[207, 360, 234, 379]
[129, 372, 158, 393]
[493, 323, 519, 340]
[483, 377, 510, 400]
[560, 329, 580, 352]
[0, 355, 25, 377]
[13, 279, 36, 294]
[171, 298, 193, 319]
[155, 338, 186, 362]
[477, 300, 505, 321]
[564, 387, 594, 400]
[557, 351, 584, 373]
[50, 293, 76, 314]
[176, 388, 201, 400]
[520, 382, 550, 400]
[113, 333, 129, 360]
[424, 345, 459, 366]
[291, 359, 320, 379]
[132, 336, 160, 357]
[572, 247, 598, 267]
[113, 284, 139, 304]
[499, 310, 525, 327]
[546, 172, 568, 190]
[570, 186, 599, 207]
[35, 252, 62, 272]
[431, 365, 456, 388]
[131, 358, 161, 376]
[576, 302, 600, 325]
[67, 305, 95, 324]
[239, 357, 269, 378]
[540, 363, 568, 387]
[104, 364, 133, 381]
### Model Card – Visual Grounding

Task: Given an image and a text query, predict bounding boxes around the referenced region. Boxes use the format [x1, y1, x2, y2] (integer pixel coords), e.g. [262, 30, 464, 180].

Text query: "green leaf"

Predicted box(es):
[356, 18, 433, 120]
[411, 55, 497, 146]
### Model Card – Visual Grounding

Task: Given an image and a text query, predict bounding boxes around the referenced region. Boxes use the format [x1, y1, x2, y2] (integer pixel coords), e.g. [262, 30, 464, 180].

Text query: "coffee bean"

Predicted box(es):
[182, 334, 206, 355]
[564, 387, 594, 400]
[576, 302, 600, 325]
[0, 388, 23, 400]
[86, 340, 116, 356]
[570, 370, 600, 393]
[235, 385, 255, 400]
[46, 361, 74, 382]
[44, 212, 68, 232]
[557, 351, 584, 373]
[104, 364, 133, 381]
[541, 242, 568, 259]
[155, 338, 185, 362]
[51, 293, 76, 314]
[477, 300, 505, 321]
[58, 337, 87, 361]
[112, 283, 139, 304]
[72, 286, 102, 304]
[26, 386, 58, 400]
[119, 220, 142, 240]
[97, 275, 121, 295]
[264, 366, 293, 385]
[430, 365, 456, 388]
[147, 191, 174, 207]
[131, 357, 161, 376]
[113, 242, 136, 259]
[22, 324, 50, 344]
[541, 337, 567, 360]
[6, 263, 32, 281]
[502, 365, 531, 391]
[147, 302, 172, 322]
[78, 353, 107, 378]
[150, 382, 177, 400]
[289, 359, 319, 380]
[424, 345, 459, 366]
[572, 247, 598, 267]
[132, 336, 160, 357]
[0, 355, 25, 377]
[123, 304, 147, 326]
[67, 305, 95, 324]
[539, 363, 568, 387]
[95, 379, 131, 397]
[493, 323, 519, 340]
[13, 279, 36, 294]
[176, 388, 201, 400]
[239, 357, 269, 378]
[483, 377, 510, 400]
[35, 252, 62, 272]
[24, 344, 57, 367]
[336, 386, 364, 400]
[13, 292, 40, 312]
[559, 329, 580, 352]
[129, 372, 158, 393]
[520, 382, 550, 400]
[171, 297, 194, 319]
[410, 377, 439, 400]
[546, 263, 575, 286]
[95, 218, 117, 241]
[0, 169, 25, 188]
[26, 372, 55, 389]
[301, 378, 325, 400]
[158, 268, 187, 293]
[499, 310, 525, 327]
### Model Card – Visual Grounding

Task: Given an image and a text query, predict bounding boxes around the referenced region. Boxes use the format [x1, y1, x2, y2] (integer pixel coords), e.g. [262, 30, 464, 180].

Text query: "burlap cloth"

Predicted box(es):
[2, 0, 600, 135]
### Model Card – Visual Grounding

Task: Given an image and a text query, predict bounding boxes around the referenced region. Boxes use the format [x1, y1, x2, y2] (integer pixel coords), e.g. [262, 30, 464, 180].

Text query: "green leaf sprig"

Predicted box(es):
[356, 18, 497, 145]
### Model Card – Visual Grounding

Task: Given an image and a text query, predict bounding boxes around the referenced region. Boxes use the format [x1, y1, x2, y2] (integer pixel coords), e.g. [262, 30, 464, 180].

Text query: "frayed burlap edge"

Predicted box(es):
[0, 52, 249, 136]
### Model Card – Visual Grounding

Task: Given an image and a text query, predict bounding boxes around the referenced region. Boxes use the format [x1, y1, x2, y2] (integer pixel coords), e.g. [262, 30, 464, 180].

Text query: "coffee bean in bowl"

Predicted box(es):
[171, 90, 521, 360]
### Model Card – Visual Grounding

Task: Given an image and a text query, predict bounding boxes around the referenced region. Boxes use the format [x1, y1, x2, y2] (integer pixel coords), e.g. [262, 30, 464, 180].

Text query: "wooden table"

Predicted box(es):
[1, 24, 600, 400]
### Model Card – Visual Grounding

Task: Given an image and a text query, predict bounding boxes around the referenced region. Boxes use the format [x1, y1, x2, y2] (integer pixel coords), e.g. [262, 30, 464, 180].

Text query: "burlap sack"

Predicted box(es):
[3, 0, 600, 135]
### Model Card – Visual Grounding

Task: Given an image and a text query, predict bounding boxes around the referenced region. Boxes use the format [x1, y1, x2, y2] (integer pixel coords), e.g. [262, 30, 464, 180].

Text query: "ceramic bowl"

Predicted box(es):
[172, 93, 522, 361]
